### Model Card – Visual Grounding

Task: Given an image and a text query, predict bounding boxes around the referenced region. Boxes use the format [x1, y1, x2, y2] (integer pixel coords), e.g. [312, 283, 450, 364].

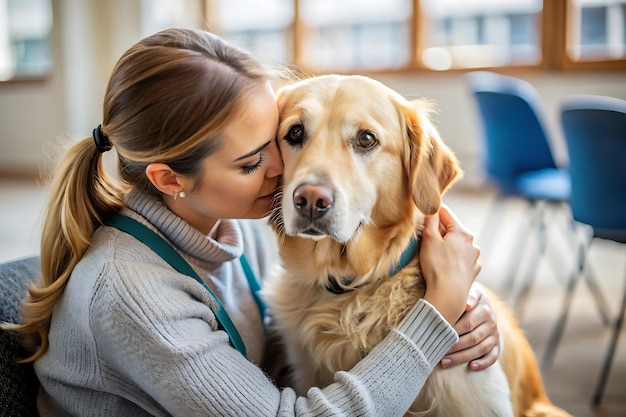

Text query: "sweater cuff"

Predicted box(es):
[394, 299, 459, 367]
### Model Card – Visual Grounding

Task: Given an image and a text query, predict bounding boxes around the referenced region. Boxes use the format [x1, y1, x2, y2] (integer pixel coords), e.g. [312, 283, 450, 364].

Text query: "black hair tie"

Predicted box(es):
[92, 124, 112, 153]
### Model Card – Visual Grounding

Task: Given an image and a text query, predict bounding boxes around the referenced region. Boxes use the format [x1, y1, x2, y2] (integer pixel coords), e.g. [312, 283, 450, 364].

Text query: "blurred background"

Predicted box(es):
[0, 0, 625, 415]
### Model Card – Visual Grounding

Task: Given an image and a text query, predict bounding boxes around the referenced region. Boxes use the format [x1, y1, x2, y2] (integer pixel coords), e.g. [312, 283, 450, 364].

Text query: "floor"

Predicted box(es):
[1, 178, 625, 416]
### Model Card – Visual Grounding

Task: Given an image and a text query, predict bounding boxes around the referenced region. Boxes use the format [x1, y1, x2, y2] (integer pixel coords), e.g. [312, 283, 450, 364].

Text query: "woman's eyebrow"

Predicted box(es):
[234, 141, 271, 162]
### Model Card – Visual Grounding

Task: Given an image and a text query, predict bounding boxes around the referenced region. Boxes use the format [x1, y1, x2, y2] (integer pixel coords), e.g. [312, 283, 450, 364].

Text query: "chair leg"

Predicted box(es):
[503, 200, 542, 298]
[512, 201, 546, 317]
[476, 197, 509, 293]
[548, 218, 611, 326]
[592, 267, 626, 407]
[583, 264, 612, 326]
[544, 202, 576, 286]
[513, 259, 541, 318]
[542, 238, 587, 369]
[573, 220, 611, 326]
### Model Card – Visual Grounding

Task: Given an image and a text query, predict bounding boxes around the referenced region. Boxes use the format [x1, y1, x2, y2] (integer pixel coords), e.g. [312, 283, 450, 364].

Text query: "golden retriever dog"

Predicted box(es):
[263, 74, 572, 417]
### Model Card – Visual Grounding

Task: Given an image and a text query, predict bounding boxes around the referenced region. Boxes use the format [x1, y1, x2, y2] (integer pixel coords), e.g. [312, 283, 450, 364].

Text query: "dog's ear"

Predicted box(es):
[402, 99, 462, 215]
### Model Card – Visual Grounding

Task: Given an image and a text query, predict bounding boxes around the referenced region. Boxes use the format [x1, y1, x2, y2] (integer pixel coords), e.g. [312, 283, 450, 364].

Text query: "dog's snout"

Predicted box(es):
[293, 184, 334, 220]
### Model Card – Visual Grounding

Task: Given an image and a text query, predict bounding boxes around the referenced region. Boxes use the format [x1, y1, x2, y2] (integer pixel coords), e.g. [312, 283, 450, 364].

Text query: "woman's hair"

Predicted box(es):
[6, 28, 271, 362]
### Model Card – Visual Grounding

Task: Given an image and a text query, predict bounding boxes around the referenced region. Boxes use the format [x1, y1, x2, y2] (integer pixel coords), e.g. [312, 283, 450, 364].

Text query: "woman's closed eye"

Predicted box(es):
[242, 152, 266, 173]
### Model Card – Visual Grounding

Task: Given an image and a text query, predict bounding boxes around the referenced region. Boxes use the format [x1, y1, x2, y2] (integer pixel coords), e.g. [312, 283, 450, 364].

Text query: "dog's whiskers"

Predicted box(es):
[268, 190, 287, 243]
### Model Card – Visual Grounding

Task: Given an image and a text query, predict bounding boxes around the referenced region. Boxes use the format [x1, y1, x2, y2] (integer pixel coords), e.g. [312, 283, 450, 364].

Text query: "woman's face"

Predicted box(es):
[175, 82, 283, 235]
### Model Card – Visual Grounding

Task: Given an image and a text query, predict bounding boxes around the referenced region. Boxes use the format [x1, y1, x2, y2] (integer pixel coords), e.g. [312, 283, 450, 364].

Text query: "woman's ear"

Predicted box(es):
[145, 163, 183, 197]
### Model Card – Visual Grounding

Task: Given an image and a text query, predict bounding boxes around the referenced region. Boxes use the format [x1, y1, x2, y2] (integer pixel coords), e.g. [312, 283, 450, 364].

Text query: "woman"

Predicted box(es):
[6, 28, 495, 416]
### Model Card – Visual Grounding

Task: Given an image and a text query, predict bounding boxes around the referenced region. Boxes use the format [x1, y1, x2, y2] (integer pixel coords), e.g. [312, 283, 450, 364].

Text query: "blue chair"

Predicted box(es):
[544, 94, 626, 406]
[465, 71, 609, 322]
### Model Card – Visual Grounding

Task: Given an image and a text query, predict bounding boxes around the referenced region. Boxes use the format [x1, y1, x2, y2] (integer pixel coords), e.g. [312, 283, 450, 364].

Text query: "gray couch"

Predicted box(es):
[0, 256, 40, 417]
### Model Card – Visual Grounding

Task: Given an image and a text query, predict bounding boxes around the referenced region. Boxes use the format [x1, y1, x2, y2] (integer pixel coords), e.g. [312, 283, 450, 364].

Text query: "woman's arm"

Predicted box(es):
[96, 267, 457, 417]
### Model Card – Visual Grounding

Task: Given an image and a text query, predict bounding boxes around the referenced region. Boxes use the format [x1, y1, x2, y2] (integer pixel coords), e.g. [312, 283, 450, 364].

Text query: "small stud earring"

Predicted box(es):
[178, 191, 186, 199]
[173, 190, 185, 200]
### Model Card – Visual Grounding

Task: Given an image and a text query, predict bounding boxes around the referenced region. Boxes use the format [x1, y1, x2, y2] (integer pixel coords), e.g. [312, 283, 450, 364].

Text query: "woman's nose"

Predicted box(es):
[266, 141, 284, 177]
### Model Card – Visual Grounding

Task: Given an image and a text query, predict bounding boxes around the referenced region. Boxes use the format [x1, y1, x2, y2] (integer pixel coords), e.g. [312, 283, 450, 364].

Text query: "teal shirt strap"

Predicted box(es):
[105, 214, 248, 359]
[239, 254, 267, 321]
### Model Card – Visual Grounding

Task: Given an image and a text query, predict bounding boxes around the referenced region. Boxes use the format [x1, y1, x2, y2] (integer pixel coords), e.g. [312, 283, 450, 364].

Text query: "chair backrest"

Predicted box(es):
[465, 71, 558, 190]
[560, 94, 626, 241]
[0, 256, 41, 417]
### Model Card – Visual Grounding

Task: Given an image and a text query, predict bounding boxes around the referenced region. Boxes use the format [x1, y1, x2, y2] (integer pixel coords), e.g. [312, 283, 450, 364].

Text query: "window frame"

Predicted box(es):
[560, 0, 626, 70]
[203, 0, 626, 74]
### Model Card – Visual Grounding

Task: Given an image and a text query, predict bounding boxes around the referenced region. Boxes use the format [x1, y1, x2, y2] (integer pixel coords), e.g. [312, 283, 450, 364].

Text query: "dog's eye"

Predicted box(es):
[285, 124, 305, 145]
[357, 131, 377, 149]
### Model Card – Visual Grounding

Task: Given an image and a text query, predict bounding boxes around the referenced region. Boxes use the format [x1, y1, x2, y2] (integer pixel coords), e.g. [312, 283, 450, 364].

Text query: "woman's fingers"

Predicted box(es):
[468, 343, 500, 371]
[441, 329, 499, 369]
[440, 284, 500, 370]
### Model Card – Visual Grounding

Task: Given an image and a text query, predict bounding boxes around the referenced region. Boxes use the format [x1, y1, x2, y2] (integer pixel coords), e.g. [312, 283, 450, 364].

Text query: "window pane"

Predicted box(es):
[212, 0, 294, 65]
[421, 0, 542, 70]
[299, 0, 411, 71]
[0, 0, 53, 81]
[142, 0, 205, 36]
[567, 0, 626, 61]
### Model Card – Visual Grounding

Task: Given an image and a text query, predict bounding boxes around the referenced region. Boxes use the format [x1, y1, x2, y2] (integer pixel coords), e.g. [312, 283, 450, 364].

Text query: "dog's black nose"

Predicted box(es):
[293, 184, 334, 220]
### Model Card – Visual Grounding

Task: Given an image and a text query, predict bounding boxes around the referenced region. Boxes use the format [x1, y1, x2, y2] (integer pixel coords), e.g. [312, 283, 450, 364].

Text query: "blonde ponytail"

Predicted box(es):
[6, 136, 124, 362]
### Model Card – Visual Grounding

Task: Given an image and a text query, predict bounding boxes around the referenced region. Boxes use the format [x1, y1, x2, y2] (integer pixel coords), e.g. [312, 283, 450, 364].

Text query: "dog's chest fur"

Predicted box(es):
[265, 243, 513, 417]
[264, 247, 426, 392]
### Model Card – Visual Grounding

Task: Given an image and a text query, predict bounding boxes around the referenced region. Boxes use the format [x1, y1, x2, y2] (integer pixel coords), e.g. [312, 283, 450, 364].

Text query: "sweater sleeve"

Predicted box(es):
[287, 299, 458, 416]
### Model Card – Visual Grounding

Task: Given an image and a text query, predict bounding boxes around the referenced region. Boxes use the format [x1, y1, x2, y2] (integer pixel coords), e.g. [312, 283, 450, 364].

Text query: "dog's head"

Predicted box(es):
[272, 74, 461, 246]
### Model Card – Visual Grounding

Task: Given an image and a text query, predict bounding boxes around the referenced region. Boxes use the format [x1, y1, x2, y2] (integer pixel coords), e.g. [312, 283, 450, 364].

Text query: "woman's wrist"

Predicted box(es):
[424, 288, 466, 325]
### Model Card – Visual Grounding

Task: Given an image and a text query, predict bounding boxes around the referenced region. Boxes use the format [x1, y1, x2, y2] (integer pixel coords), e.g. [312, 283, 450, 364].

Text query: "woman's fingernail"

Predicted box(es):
[441, 358, 452, 368]
[466, 294, 476, 308]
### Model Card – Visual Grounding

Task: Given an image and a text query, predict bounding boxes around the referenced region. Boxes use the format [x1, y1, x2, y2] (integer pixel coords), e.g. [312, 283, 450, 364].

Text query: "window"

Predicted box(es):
[203, 0, 626, 73]
[142, 0, 205, 36]
[420, 0, 542, 70]
[298, 0, 411, 71]
[0, 0, 53, 81]
[566, 0, 626, 63]
[208, 0, 294, 65]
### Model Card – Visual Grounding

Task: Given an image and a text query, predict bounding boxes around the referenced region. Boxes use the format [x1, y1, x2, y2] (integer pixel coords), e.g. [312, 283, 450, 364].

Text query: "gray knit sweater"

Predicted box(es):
[34, 190, 458, 416]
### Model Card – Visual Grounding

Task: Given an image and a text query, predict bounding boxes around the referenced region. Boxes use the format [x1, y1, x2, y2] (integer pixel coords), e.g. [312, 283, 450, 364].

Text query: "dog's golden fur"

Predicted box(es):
[263, 74, 571, 417]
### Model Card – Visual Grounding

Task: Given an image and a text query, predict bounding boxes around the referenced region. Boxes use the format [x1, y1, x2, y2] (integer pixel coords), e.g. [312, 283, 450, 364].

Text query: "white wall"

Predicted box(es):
[1, 0, 625, 185]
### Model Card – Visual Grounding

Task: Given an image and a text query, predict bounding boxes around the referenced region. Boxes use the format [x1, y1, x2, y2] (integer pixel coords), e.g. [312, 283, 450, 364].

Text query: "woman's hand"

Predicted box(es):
[420, 205, 481, 325]
[440, 283, 501, 371]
